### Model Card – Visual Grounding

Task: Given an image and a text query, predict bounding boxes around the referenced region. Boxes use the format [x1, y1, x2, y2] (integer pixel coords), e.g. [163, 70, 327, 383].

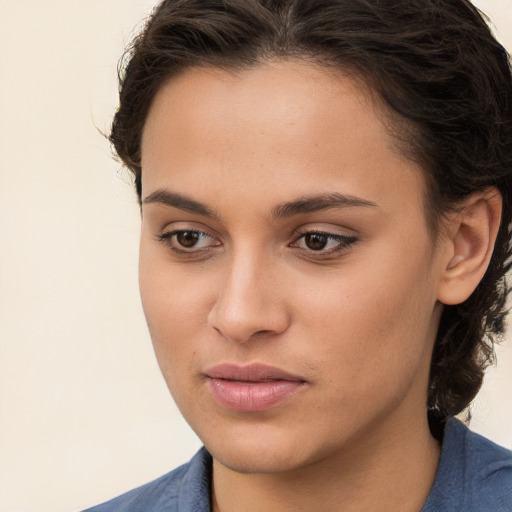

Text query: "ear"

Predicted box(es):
[437, 188, 502, 306]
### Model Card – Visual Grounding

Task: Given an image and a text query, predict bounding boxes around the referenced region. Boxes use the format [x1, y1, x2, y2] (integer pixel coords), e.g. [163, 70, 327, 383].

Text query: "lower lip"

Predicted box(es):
[208, 378, 305, 412]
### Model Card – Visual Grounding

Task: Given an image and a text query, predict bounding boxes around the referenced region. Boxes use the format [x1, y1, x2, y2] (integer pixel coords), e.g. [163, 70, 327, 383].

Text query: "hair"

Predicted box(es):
[111, 0, 512, 421]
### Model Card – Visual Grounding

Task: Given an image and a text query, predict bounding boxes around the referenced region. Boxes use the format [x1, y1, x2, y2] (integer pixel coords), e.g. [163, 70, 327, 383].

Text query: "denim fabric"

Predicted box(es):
[82, 448, 211, 512]
[83, 419, 511, 511]
[421, 418, 512, 511]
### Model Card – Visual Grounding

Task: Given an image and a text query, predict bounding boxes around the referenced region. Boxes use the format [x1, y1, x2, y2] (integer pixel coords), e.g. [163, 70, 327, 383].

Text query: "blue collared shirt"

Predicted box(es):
[83, 418, 512, 511]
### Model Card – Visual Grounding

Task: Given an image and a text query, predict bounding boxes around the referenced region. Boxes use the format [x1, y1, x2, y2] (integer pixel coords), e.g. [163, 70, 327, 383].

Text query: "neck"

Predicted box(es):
[211, 412, 440, 512]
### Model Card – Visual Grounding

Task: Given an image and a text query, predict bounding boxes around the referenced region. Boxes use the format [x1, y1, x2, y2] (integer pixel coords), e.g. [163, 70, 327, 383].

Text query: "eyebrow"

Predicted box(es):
[271, 192, 377, 219]
[143, 189, 218, 218]
[142, 189, 377, 219]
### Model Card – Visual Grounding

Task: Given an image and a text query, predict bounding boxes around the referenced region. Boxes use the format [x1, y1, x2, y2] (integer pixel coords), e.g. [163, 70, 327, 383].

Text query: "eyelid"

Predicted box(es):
[159, 220, 220, 240]
[291, 224, 358, 241]
[160, 228, 216, 242]
[290, 228, 358, 256]
[157, 226, 222, 255]
[154, 222, 357, 258]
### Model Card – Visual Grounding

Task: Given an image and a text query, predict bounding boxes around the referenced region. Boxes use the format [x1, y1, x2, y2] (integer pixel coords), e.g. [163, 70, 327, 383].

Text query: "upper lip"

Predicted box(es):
[205, 363, 305, 382]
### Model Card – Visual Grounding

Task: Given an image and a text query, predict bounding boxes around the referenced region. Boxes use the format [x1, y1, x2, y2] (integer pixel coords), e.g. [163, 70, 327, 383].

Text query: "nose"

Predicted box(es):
[207, 250, 290, 344]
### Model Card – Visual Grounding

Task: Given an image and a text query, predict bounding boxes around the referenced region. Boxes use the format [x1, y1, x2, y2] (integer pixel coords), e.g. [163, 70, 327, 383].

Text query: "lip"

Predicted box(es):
[205, 364, 306, 412]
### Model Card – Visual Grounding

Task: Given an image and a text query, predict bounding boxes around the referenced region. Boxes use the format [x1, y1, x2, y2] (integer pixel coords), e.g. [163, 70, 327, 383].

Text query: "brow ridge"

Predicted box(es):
[143, 189, 377, 220]
[271, 192, 377, 219]
[143, 189, 217, 217]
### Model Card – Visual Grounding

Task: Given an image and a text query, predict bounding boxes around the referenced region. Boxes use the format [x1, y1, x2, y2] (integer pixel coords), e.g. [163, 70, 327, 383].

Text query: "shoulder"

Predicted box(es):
[423, 418, 512, 512]
[81, 448, 212, 512]
[81, 466, 186, 512]
[460, 421, 512, 509]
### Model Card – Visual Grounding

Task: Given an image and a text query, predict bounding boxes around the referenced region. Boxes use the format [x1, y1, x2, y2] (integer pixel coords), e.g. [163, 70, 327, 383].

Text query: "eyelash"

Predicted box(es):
[157, 229, 220, 256]
[291, 230, 357, 256]
[156, 229, 357, 258]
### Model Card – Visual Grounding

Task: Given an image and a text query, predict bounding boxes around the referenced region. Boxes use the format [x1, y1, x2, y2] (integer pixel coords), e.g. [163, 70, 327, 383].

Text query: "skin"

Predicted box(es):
[138, 60, 487, 511]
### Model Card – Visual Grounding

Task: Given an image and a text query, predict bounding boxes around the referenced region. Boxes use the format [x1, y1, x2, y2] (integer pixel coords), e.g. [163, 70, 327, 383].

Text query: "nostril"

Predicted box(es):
[210, 324, 279, 345]
[254, 329, 272, 337]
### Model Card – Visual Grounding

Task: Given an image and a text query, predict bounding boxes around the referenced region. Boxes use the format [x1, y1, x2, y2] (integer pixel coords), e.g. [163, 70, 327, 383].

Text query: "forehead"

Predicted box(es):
[141, 60, 426, 219]
[143, 60, 379, 163]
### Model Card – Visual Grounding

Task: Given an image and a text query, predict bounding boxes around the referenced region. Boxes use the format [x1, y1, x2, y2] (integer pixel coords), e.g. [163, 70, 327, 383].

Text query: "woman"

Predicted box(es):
[85, 0, 512, 510]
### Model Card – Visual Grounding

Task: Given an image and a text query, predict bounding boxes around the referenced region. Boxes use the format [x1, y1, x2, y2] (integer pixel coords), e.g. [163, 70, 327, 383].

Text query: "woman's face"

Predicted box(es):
[139, 61, 447, 473]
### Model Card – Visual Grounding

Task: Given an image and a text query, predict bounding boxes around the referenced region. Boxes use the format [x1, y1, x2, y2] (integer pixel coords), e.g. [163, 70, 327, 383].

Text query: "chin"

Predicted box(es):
[201, 421, 336, 475]
[211, 441, 311, 475]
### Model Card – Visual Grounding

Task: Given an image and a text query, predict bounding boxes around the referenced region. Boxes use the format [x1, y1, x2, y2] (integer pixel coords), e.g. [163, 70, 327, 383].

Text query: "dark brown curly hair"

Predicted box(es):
[110, 0, 512, 421]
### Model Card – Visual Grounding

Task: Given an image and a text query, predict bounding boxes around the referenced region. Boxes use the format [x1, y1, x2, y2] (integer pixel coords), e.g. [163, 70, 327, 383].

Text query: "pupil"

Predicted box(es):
[177, 231, 199, 248]
[305, 233, 328, 251]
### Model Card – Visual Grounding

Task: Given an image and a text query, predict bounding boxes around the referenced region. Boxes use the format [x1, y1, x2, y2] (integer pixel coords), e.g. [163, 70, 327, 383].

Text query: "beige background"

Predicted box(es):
[0, 1, 511, 511]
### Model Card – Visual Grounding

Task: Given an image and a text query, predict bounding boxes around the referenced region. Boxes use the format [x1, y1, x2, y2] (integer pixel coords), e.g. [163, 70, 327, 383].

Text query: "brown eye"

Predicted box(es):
[291, 231, 358, 256]
[176, 231, 201, 248]
[158, 229, 220, 254]
[304, 233, 328, 251]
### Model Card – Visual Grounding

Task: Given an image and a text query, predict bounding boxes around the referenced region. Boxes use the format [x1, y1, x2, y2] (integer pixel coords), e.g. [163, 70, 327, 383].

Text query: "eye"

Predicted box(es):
[157, 229, 220, 253]
[291, 231, 357, 255]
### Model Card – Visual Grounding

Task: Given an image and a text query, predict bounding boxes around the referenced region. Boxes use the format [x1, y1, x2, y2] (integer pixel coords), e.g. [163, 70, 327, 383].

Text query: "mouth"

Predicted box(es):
[205, 363, 307, 412]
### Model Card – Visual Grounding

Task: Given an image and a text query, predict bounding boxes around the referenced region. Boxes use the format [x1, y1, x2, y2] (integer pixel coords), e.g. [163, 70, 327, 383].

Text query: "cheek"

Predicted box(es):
[297, 251, 437, 397]
[138, 246, 213, 372]
[140, 273, 197, 342]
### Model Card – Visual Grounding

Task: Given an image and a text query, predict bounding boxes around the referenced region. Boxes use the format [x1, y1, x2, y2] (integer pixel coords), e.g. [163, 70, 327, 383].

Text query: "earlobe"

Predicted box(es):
[437, 188, 502, 306]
